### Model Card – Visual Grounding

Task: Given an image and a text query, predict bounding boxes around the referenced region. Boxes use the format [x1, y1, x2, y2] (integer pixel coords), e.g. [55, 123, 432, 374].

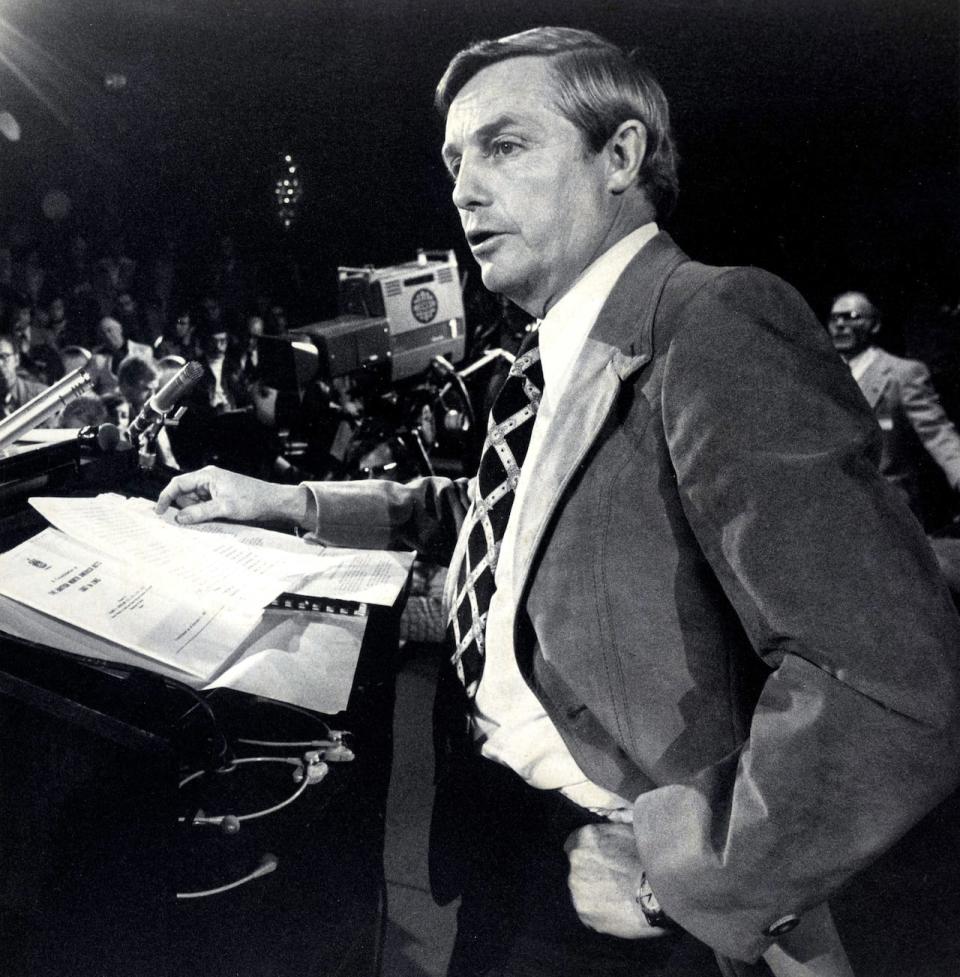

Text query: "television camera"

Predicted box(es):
[258, 250, 513, 482]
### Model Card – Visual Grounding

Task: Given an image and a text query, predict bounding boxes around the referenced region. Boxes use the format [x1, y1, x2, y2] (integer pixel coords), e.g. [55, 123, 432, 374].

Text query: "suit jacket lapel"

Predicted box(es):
[508, 231, 688, 606]
[856, 349, 892, 408]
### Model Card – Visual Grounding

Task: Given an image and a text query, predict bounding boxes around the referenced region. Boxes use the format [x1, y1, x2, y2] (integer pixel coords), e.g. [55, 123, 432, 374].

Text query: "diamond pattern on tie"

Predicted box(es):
[448, 333, 543, 697]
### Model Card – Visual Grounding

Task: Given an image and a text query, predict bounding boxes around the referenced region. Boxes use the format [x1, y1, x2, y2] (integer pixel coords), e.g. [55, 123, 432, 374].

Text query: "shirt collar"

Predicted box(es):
[537, 223, 658, 395]
[847, 345, 878, 383]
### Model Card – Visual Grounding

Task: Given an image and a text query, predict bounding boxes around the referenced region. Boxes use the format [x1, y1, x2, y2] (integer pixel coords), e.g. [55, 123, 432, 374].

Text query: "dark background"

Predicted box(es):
[0, 0, 957, 325]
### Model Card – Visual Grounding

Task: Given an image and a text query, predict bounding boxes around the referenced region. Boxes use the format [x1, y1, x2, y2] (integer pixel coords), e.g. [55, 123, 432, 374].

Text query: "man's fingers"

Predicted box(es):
[156, 472, 208, 513]
[173, 498, 224, 525]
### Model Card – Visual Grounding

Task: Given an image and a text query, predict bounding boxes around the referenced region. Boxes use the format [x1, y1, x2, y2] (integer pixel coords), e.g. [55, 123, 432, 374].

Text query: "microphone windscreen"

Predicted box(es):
[96, 423, 123, 451]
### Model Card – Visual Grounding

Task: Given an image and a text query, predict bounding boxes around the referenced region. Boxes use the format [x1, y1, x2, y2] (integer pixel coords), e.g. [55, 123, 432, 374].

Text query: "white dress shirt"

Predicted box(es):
[473, 223, 659, 812]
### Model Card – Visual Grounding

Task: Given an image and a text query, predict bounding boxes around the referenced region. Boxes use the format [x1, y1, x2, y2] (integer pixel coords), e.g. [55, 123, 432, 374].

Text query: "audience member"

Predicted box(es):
[113, 289, 153, 347]
[190, 322, 248, 413]
[89, 315, 153, 396]
[115, 355, 159, 425]
[0, 331, 47, 420]
[156, 309, 197, 361]
[236, 314, 264, 385]
[59, 345, 93, 376]
[57, 393, 109, 429]
[5, 301, 63, 385]
[828, 290, 960, 521]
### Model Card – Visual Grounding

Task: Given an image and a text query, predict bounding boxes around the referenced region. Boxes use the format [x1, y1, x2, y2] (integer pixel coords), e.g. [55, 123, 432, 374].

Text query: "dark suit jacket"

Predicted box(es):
[854, 346, 960, 515]
[305, 233, 960, 963]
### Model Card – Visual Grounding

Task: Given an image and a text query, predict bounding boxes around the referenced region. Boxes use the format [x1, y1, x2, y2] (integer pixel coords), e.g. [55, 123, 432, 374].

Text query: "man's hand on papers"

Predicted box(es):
[156, 465, 311, 529]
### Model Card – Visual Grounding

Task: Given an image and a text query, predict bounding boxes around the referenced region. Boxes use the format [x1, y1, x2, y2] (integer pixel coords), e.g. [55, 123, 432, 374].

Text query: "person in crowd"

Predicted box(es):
[209, 233, 248, 325]
[113, 289, 155, 348]
[158, 27, 959, 977]
[827, 290, 960, 521]
[0, 242, 14, 292]
[57, 393, 108, 429]
[236, 314, 264, 386]
[155, 353, 186, 384]
[32, 294, 75, 351]
[0, 331, 46, 419]
[4, 300, 63, 385]
[88, 315, 153, 396]
[57, 232, 93, 302]
[157, 308, 198, 361]
[190, 322, 249, 413]
[96, 233, 137, 297]
[59, 344, 93, 377]
[265, 302, 288, 336]
[105, 354, 177, 467]
[114, 354, 159, 427]
[13, 244, 48, 312]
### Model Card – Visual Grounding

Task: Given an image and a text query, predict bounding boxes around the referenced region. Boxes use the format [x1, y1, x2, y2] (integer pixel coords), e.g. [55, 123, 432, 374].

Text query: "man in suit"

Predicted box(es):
[88, 315, 153, 397]
[0, 331, 47, 419]
[157, 27, 960, 977]
[827, 290, 960, 519]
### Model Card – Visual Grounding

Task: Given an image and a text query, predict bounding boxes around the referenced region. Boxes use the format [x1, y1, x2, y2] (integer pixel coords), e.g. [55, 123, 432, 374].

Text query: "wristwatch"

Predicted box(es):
[635, 872, 677, 930]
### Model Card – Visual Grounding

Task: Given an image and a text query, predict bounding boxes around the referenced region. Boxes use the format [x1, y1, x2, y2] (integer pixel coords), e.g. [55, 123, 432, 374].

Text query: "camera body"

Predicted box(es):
[289, 249, 466, 384]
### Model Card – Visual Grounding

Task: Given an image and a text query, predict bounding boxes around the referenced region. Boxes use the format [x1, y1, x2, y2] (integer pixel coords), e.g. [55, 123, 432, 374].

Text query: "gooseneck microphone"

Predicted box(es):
[128, 360, 204, 445]
[0, 367, 94, 450]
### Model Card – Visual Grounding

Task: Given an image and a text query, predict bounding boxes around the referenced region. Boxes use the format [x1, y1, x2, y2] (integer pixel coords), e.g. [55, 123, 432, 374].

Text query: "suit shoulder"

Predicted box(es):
[871, 348, 929, 376]
[657, 261, 822, 354]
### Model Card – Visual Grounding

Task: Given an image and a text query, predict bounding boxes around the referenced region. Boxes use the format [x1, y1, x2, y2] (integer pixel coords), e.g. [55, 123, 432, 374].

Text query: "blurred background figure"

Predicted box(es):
[4, 300, 63, 385]
[57, 393, 108, 429]
[59, 345, 93, 377]
[89, 315, 153, 396]
[0, 331, 47, 420]
[157, 308, 198, 361]
[828, 290, 960, 525]
[113, 355, 159, 428]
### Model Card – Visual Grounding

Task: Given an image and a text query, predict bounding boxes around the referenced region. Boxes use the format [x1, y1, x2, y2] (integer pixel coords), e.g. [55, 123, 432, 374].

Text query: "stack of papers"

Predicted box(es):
[0, 493, 415, 714]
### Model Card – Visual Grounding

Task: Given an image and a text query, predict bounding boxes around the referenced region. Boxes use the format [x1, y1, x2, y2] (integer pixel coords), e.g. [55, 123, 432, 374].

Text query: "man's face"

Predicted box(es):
[442, 57, 614, 316]
[175, 313, 191, 338]
[121, 376, 158, 414]
[98, 318, 124, 350]
[827, 292, 878, 358]
[246, 316, 264, 349]
[49, 297, 66, 324]
[12, 311, 31, 352]
[0, 338, 19, 393]
[206, 331, 229, 360]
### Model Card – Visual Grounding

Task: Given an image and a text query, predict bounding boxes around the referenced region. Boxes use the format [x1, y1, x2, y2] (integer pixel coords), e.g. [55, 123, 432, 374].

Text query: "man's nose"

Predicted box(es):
[451, 156, 489, 211]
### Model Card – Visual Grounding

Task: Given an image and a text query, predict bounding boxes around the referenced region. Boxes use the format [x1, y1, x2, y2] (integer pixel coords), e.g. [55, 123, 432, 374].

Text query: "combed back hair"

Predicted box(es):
[59, 394, 108, 429]
[117, 354, 157, 388]
[435, 26, 679, 219]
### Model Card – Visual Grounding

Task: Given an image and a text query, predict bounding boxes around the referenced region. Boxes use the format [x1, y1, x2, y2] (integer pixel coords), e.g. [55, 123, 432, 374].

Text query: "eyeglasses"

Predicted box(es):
[0, 352, 16, 362]
[828, 311, 874, 323]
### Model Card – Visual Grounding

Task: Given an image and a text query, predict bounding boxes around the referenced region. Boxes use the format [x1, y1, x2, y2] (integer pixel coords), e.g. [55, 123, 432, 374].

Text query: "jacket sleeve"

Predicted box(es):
[898, 357, 960, 491]
[632, 267, 960, 961]
[301, 475, 473, 565]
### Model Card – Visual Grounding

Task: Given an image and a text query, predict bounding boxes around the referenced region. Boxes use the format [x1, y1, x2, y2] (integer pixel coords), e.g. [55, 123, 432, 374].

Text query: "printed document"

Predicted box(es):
[31, 493, 414, 607]
[0, 528, 258, 678]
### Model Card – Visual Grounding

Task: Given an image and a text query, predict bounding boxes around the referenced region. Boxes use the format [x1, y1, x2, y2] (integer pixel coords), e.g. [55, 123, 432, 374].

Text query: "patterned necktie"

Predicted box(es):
[448, 330, 543, 697]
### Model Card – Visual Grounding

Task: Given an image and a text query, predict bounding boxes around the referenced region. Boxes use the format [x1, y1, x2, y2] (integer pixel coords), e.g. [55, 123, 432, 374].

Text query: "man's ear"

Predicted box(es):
[605, 120, 647, 194]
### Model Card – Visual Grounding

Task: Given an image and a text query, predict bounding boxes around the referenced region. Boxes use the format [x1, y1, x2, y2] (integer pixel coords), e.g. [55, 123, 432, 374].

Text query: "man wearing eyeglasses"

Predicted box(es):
[0, 331, 47, 420]
[827, 290, 960, 521]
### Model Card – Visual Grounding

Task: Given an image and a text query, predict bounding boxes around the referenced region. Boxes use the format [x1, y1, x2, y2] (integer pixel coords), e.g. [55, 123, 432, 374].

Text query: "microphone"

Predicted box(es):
[77, 422, 129, 453]
[0, 367, 94, 450]
[128, 360, 204, 445]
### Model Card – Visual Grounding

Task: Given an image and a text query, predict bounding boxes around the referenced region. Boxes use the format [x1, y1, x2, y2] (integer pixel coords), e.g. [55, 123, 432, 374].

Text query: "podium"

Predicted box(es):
[0, 445, 402, 977]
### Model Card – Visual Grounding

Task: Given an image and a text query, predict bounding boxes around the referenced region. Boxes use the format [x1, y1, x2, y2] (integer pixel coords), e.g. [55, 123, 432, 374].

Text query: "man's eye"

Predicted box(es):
[491, 140, 520, 158]
[447, 159, 461, 181]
